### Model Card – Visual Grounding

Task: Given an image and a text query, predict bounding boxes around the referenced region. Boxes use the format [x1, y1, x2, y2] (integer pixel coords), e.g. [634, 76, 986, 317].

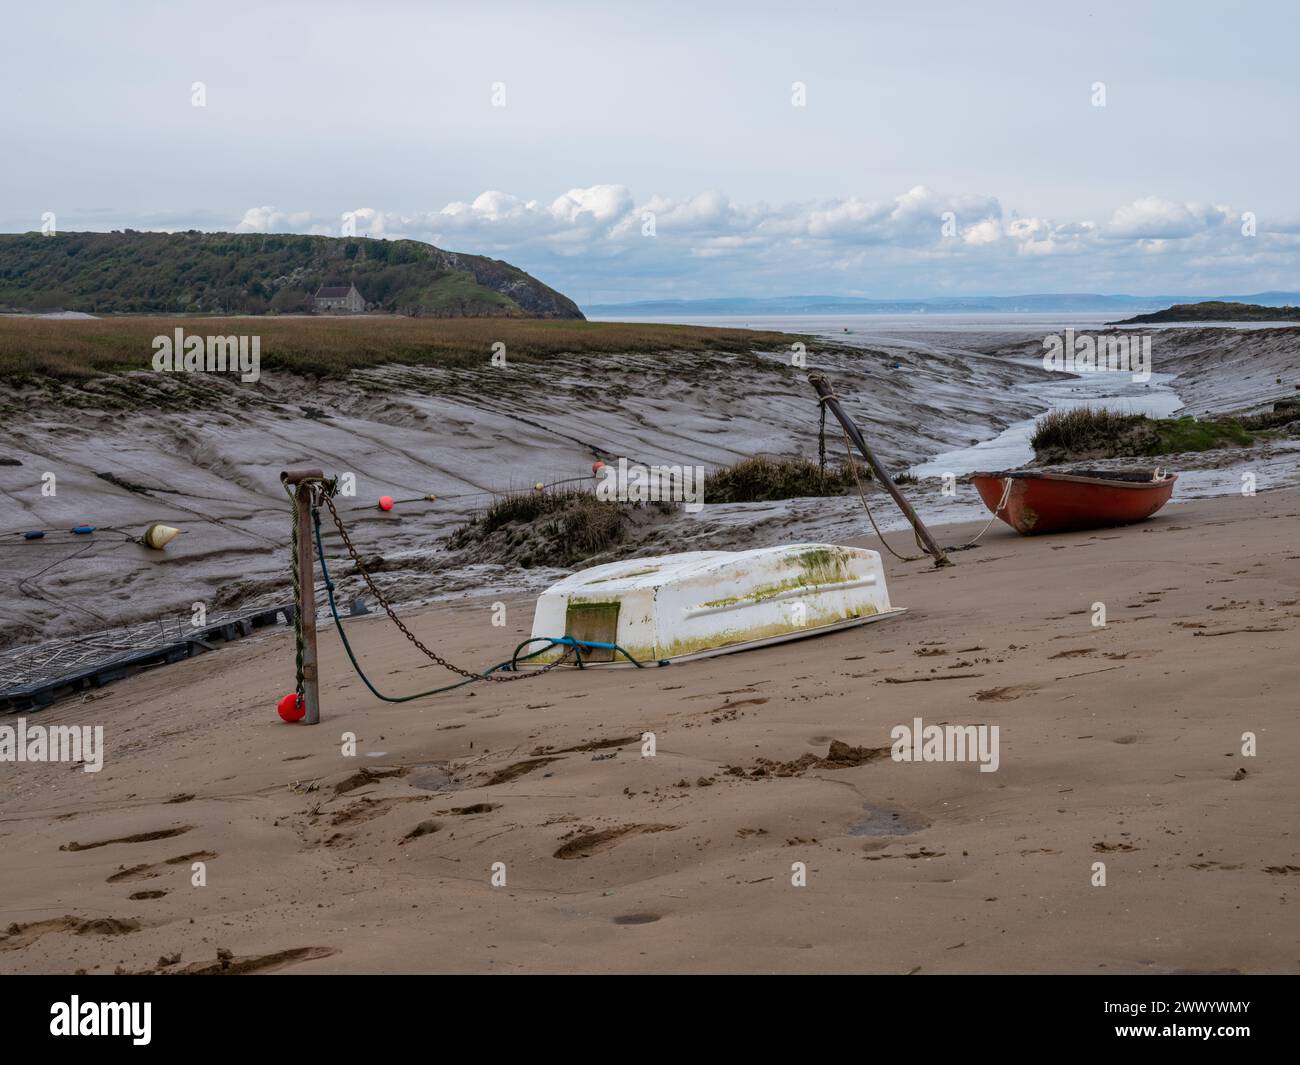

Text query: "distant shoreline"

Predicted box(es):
[1110, 300, 1300, 325]
[586, 292, 1300, 318]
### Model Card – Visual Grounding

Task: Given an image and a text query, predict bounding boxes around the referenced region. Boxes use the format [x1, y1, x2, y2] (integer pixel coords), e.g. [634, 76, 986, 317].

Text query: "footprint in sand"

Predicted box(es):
[165, 850, 216, 864]
[128, 890, 168, 900]
[183, 946, 337, 974]
[612, 913, 662, 925]
[106, 863, 157, 883]
[703, 697, 769, 715]
[329, 796, 428, 827]
[974, 685, 1038, 702]
[553, 824, 677, 859]
[61, 826, 193, 852]
[123, 946, 338, 975]
[535, 735, 640, 755]
[683, 687, 761, 702]
[483, 757, 560, 786]
[334, 766, 408, 795]
[1, 916, 140, 951]
[106, 850, 217, 884]
[445, 803, 499, 815]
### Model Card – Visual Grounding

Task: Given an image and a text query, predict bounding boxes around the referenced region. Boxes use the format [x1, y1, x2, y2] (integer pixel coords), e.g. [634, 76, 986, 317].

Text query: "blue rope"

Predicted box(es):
[310, 507, 662, 704]
[508, 635, 652, 671]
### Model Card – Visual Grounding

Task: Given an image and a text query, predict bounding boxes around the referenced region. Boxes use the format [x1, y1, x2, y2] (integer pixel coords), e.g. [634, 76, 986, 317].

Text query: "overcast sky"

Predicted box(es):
[3, 0, 1298, 304]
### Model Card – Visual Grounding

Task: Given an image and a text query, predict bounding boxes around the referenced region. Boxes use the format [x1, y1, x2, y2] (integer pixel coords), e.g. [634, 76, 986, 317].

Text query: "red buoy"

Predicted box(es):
[378, 495, 394, 511]
[277, 692, 305, 722]
[591, 461, 606, 475]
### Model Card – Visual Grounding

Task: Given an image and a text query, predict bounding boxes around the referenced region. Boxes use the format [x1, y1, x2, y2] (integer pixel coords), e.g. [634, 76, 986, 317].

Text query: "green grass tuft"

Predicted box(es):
[1030, 408, 1146, 453]
[704, 455, 869, 503]
[1031, 406, 1257, 461]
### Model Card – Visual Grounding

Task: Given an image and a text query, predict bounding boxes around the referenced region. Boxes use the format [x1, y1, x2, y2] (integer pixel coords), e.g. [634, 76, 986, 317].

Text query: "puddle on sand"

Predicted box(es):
[406, 765, 453, 792]
[848, 802, 926, 837]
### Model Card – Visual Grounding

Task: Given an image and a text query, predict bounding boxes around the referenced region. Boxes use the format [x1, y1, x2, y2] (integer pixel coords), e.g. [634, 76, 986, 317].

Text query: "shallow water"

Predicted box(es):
[602, 311, 1120, 335]
[910, 366, 1183, 478]
[405, 766, 453, 791]
[848, 801, 923, 837]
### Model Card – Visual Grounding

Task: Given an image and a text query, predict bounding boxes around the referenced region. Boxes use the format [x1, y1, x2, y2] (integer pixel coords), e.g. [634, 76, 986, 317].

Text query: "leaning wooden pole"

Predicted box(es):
[281, 467, 324, 723]
[806, 371, 951, 567]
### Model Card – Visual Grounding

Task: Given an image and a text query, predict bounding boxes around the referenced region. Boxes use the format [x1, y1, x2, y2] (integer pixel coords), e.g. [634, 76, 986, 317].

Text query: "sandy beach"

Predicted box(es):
[3, 485, 1296, 975]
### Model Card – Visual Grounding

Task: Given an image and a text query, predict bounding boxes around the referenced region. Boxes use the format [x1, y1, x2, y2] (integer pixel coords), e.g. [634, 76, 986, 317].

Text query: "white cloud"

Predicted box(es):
[1104, 197, 1231, 240]
[235, 206, 314, 233]
[549, 185, 633, 224]
[229, 187, 1294, 302]
[962, 219, 1002, 245]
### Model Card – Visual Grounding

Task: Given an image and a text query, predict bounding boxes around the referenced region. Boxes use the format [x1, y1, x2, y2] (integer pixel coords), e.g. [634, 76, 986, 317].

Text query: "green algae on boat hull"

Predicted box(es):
[530, 598, 882, 664]
[699, 547, 857, 610]
[655, 606, 878, 661]
[793, 546, 853, 583]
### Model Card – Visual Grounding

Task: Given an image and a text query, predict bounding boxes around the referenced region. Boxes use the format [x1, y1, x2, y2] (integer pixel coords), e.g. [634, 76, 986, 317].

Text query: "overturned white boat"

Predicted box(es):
[527, 543, 904, 666]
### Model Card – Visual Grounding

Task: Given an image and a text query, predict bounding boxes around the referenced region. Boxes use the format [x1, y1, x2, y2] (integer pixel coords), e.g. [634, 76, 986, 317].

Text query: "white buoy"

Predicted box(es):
[142, 522, 180, 550]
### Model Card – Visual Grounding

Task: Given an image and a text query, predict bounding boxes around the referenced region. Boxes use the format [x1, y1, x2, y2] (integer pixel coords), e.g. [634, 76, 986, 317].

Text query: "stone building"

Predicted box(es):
[312, 283, 365, 313]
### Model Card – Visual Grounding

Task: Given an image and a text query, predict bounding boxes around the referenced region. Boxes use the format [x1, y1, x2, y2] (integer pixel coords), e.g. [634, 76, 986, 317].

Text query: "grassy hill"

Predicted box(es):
[0, 231, 584, 318]
[1112, 301, 1300, 324]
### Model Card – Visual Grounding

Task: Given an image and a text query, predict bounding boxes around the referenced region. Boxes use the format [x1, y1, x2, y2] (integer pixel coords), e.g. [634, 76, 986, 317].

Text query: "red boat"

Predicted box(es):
[970, 468, 1177, 535]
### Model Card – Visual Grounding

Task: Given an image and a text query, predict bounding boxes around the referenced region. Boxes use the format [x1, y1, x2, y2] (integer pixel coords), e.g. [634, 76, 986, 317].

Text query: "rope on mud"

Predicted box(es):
[508, 636, 652, 671]
[15, 541, 121, 625]
[818, 401, 827, 479]
[316, 487, 572, 684]
[342, 473, 602, 512]
[946, 476, 1013, 552]
[829, 413, 929, 563]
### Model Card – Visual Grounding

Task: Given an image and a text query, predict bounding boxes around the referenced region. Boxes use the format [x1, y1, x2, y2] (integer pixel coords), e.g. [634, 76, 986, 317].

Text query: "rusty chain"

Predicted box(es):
[316, 487, 572, 681]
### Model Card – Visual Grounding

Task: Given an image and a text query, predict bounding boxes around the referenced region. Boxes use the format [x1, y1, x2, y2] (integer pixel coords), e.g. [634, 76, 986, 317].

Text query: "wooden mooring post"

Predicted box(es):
[806, 371, 951, 568]
[281, 467, 325, 723]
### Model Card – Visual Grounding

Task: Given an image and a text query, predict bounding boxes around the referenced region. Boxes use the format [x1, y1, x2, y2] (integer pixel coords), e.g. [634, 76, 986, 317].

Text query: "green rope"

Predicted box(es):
[309, 506, 660, 703]
[818, 399, 827, 478]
